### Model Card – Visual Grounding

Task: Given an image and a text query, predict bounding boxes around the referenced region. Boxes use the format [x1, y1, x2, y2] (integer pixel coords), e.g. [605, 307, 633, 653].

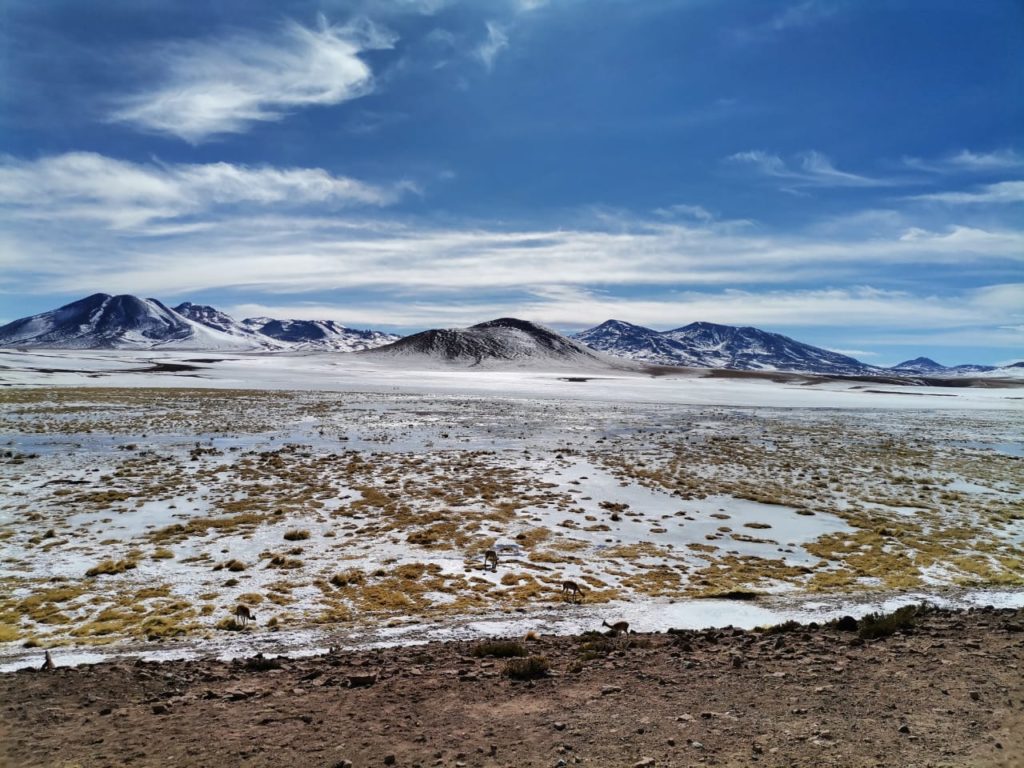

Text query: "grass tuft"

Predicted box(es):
[472, 640, 527, 658]
[85, 558, 137, 577]
[858, 604, 924, 640]
[502, 655, 550, 680]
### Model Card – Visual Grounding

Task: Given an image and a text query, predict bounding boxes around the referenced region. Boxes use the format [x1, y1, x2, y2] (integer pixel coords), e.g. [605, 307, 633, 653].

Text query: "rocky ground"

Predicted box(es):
[1, 607, 1022, 768]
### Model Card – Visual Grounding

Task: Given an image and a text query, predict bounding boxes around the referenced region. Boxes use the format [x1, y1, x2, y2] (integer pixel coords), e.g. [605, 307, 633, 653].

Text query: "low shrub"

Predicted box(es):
[330, 569, 365, 588]
[243, 654, 282, 671]
[502, 655, 550, 680]
[85, 558, 137, 577]
[858, 604, 923, 640]
[283, 529, 310, 541]
[759, 619, 803, 635]
[472, 640, 527, 658]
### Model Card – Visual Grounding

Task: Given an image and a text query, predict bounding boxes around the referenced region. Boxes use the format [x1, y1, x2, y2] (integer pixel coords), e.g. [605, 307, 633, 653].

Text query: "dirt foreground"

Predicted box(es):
[2, 607, 1022, 768]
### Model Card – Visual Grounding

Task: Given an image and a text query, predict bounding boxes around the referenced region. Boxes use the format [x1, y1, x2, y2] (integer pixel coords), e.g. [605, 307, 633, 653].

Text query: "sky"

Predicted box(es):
[1, 0, 1022, 366]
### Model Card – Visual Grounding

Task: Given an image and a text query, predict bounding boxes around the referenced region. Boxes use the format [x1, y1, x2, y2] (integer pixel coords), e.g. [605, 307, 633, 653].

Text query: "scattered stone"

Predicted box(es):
[969, 691, 981, 701]
[633, 759, 655, 767]
[898, 724, 911, 734]
[347, 671, 379, 688]
[601, 685, 622, 695]
[553, 722, 567, 731]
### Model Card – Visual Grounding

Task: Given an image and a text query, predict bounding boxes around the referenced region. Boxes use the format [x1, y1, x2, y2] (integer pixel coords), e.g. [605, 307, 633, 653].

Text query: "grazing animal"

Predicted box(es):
[561, 580, 585, 603]
[483, 549, 499, 571]
[234, 605, 256, 626]
[40, 650, 55, 671]
[602, 619, 630, 636]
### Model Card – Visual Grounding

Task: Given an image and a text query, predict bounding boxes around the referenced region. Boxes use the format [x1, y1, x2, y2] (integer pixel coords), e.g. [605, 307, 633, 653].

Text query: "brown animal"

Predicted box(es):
[561, 580, 585, 603]
[234, 605, 256, 626]
[483, 549, 499, 571]
[602, 619, 629, 635]
[40, 650, 55, 671]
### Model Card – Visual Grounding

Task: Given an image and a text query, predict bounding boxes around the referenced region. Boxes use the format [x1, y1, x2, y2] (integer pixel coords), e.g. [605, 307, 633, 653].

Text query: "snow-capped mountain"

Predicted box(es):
[0, 295, 399, 352]
[575, 319, 879, 376]
[0, 294, 257, 350]
[365, 317, 628, 369]
[887, 357, 997, 376]
[242, 317, 399, 351]
[888, 357, 947, 374]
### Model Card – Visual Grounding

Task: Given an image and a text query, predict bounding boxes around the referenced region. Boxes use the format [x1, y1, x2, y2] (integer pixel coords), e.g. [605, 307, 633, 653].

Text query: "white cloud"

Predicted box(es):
[826, 348, 879, 358]
[735, 1, 846, 43]
[0, 152, 405, 229]
[653, 203, 714, 222]
[109, 17, 394, 142]
[476, 21, 509, 70]
[908, 180, 1024, 205]
[903, 148, 1024, 174]
[2, 150, 1022, 345]
[222, 284, 1023, 336]
[727, 150, 900, 188]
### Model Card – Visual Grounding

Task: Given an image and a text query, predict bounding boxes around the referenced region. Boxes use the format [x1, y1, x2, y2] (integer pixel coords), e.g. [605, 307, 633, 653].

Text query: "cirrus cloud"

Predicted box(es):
[0, 152, 408, 229]
[109, 17, 394, 143]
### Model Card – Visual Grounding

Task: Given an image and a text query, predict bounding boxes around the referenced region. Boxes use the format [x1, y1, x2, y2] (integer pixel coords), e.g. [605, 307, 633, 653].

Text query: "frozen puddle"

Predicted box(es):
[526, 457, 852, 565]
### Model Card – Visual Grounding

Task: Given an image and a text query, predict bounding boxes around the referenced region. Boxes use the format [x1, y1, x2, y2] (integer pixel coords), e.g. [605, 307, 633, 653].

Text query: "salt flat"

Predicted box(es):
[1, 349, 1022, 670]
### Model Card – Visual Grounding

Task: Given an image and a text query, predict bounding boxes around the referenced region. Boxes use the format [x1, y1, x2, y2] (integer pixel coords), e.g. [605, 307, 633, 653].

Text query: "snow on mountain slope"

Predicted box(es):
[888, 357, 997, 376]
[243, 318, 399, 352]
[0, 295, 399, 352]
[365, 317, 633, 370]
[0, 294, 257, 350]
[575, 319, 880, 376]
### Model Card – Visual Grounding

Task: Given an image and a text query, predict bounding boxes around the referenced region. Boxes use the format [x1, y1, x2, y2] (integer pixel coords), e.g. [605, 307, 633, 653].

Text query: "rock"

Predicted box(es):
[834, 615, 858, 632]
[601, 685, 622, 695]
[691, 741, 704, 750]
[151, 704, 169, 715]
[676, 713, 694, 722]
[333, 761, 353, 768]
[553, 722, 567, 731]
[969, 690, 981, 701]
[898, 724, 910, 734]
[633, 759, 655, 767]
[384, 755, 396, 766]
[347, 671, 379, 688]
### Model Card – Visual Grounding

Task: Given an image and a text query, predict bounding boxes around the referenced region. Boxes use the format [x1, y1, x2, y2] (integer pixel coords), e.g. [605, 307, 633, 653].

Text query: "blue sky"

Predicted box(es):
[1, 0, 1022, 365]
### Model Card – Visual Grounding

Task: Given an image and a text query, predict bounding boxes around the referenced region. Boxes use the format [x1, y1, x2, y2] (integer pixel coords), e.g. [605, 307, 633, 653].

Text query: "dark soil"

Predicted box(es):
[2, 607, 1022, 768]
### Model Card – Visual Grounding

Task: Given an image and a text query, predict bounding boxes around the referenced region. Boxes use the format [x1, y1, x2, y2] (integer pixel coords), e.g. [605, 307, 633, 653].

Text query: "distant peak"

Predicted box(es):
[471, 317, 550, 333]
[893, 357, 944, 370]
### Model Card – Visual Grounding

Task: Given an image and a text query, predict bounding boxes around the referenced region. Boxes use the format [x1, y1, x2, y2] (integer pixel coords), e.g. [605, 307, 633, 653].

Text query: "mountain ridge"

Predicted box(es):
[0, 295, 398, 352]
[362, 317, 627, 370]
[1, 296, 1017, 377]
